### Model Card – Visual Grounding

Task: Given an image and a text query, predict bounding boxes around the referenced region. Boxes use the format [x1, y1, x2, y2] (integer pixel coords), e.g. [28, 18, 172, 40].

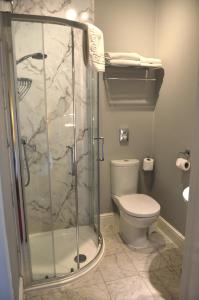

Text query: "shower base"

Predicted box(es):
[29, 226, 100, 282]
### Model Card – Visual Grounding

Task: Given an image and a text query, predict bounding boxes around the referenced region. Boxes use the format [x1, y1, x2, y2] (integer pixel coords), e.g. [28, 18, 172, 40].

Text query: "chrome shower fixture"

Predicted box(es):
[16, 52, 47, 65]
[17, 77, 32, 100]
[16, 52, 47, 99]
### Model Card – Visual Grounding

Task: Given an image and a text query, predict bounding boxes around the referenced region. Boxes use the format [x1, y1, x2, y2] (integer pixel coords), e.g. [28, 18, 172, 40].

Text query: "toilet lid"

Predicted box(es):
[116, 194, 160, 218]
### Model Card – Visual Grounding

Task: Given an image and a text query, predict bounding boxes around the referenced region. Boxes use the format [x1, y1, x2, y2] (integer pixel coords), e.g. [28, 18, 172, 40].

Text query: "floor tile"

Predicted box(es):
[25, 229, 183, 300]
[25, 296, 42, 300]
[40, 283, 111, 300]
[103, 233, 125, 256]
[106, 276, 154, 300]
[66, 268, 104, 289]
[99, 252, 137, 282]
[125, 246, 167, 272]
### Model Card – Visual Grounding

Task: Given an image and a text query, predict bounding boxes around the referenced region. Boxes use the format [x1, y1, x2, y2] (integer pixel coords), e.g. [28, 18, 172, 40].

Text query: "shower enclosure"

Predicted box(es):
[0, 12, 103, 289]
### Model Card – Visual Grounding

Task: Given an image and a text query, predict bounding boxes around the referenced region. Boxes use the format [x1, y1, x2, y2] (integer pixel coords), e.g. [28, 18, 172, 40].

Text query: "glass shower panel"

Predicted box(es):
[12, 21, 55, 281]
[90, 71, 100, 240]
[43, 24, 78, 276]
[74, 28, 99, 268]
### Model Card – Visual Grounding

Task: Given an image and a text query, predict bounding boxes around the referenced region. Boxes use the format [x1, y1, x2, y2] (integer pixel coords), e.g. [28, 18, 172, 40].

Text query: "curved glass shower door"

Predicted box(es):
[10, 14, 102, 287]
[13, 20, 78, 281]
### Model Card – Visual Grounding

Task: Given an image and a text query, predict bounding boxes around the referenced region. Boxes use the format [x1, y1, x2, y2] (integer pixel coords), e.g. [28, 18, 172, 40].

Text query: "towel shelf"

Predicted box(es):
[105, 64, 162, 70]
[104, 77, 156, 81]
[103, 65, 162, 81]
[103, 64, 164, 107]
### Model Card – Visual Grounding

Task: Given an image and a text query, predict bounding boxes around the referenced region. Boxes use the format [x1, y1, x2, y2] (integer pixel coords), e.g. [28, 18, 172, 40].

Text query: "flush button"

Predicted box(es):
[119, 128, 129, 145]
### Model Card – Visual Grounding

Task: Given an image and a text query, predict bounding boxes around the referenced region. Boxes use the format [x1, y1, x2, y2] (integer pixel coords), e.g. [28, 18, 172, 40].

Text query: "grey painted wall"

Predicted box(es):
[95, 0, 157, 213]
[152, 0, 199, 234]
[95, 0, 199, 235]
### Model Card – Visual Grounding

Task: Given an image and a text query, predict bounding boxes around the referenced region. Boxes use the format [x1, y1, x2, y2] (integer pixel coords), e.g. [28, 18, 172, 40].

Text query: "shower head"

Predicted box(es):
[31, 53, 47, 60]
[16, 52, 47, 65]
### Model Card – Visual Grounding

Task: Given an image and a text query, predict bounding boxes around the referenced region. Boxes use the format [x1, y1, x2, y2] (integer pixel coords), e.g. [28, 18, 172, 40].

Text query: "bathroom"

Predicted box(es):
[0, 0, 199, 299]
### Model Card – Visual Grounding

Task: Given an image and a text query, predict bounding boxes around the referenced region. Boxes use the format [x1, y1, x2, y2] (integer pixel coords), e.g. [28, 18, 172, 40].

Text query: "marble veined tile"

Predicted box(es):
[125, 245, 167, 272]
[40, 282, 111, 300]
[103, 233, 125, 256]
[14, 0, 94, 233]
[106, 276, 154, 300]
[65, 268, 104, 289]
[99, 253, 138, 282]
[25, 295, 42, 300]
[14, 0, 94, 23]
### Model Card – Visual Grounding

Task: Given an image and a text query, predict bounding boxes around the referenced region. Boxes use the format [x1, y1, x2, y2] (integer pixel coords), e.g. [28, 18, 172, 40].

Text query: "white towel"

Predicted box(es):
[140, 56, 162, 65]
[105, 52, 141, 61]
[86, 23, 105, 72]
[107, 59, 141, 67]
[140, 62, 162, 67]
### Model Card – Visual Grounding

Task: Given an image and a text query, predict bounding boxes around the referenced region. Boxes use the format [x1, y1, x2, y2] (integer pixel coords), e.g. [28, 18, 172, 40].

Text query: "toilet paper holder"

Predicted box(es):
[178, 149, 190, 159]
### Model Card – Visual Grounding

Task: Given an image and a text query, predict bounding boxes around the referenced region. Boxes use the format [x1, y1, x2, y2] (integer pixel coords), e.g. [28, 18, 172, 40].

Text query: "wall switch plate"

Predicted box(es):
[119, 128, 129, 144]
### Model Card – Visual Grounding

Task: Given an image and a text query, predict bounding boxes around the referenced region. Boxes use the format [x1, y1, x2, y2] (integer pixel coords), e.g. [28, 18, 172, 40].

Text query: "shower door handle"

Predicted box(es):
[66, 145, 75, 176]
[21, 137, 30, 187]
[94, 137, 104, 161]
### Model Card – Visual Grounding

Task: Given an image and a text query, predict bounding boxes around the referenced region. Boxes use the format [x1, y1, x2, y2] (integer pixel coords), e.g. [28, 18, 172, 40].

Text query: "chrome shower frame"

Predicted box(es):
[0, 11, 104, 291]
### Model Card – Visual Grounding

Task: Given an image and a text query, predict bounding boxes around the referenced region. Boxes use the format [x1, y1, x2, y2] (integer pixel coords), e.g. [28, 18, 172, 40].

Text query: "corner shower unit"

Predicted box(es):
[0, 12, 104, 289]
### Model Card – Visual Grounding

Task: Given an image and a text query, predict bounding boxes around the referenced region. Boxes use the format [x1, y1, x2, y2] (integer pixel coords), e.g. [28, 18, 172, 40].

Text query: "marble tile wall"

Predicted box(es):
[1, 0, 94, 22]
[12, 0, 95, 233]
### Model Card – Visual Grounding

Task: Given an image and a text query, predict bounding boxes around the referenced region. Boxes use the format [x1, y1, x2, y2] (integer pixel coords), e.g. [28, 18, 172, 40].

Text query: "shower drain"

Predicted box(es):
[74, 254, 87, 263]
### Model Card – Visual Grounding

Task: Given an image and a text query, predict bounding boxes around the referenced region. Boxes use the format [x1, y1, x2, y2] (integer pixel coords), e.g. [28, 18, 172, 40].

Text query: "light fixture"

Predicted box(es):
[65, 8, 77, 21]
[80, 11, 89, 22]
[64, 124, 74, 128]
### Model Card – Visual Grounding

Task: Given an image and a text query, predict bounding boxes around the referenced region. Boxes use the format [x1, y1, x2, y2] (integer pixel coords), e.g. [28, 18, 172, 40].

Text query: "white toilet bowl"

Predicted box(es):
[112, 193, 160, 248]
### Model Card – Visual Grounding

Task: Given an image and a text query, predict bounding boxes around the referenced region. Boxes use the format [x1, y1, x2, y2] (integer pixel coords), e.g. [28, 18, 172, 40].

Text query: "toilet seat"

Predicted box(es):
[113, 194, 160, 218]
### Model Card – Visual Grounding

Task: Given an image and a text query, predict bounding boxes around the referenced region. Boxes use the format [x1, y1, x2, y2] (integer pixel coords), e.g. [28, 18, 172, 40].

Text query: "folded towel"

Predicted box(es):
[105, 52, 162, 66]
[105, 52, 141, 61]
[140, 62, 162, 67]
[106, 59, 141, 67]
[140, 55, 162, 64]
[86, 23, 105, 72]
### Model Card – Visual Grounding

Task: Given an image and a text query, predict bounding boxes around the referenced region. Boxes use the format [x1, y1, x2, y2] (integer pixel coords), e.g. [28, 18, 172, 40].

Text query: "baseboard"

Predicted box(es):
[100, 212, 119, 234]
[100, 212, 115, 222]
[100, 213, 185, 248]
[19, 276, 23, 300]
[157, 216, 185, 248]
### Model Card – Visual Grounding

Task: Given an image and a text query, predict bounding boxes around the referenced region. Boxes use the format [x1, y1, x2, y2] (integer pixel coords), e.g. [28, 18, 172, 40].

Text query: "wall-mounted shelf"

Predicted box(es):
[104, 64, 162, 81]
[105, 77, 157, 81]
[103, 64, 164, 108]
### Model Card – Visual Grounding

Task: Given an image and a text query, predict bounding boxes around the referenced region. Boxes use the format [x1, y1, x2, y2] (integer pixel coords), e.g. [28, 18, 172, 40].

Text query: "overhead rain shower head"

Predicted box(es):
[16, 52, 48, 65]
[17, 78, 32, 101]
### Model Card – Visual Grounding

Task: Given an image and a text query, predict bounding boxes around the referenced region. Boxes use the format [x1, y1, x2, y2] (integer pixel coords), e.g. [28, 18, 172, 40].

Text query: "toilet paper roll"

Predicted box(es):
[143, 157, 154, 171]
[176, 158, 190, 171]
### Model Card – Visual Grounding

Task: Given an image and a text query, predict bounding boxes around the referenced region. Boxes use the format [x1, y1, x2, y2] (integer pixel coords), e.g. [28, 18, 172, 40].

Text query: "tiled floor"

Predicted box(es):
[25, 223, 183, 300]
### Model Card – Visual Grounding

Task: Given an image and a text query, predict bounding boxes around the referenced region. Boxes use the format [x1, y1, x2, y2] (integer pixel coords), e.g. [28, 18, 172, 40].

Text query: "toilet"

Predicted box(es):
[111, 159, 160, 248]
